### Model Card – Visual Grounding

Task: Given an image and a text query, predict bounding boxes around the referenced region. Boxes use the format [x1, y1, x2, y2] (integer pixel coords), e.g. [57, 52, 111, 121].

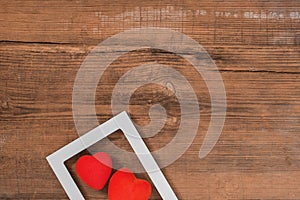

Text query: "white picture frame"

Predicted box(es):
[46, 111, 177, 200]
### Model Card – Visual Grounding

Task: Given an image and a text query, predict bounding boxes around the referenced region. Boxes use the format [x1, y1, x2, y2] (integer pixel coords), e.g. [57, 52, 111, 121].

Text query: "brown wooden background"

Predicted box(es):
[1, 0, 300, 199]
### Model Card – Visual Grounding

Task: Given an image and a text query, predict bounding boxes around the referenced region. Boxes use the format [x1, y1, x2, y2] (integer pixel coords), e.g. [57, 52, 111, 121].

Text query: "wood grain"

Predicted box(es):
[0, 0, 300, 199]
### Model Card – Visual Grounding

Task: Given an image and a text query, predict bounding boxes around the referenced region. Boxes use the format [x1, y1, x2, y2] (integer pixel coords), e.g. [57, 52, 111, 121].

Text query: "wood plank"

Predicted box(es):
[1, 0, 300, 199]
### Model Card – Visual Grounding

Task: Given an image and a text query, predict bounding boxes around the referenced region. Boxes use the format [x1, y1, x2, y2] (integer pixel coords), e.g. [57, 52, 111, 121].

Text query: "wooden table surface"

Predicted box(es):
[1, 0, 300, 199]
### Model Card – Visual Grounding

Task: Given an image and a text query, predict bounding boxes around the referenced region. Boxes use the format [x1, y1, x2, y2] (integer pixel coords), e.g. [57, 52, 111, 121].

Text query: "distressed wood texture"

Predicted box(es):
[1, 0, 300, 199]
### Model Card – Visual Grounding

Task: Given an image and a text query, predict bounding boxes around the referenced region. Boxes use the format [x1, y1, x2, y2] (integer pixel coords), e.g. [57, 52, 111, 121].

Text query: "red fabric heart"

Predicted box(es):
[108, 168, 152, 200]
[75, 152, 112, 190]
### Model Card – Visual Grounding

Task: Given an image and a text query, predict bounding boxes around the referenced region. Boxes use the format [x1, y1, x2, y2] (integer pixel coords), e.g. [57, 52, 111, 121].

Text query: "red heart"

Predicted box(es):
[108, 168, 152, 200]
[75, 152, 112, 190]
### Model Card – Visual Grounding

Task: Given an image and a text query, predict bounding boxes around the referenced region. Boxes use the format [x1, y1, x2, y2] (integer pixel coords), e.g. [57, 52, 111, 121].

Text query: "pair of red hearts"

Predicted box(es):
[75, 152, 152, 200]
